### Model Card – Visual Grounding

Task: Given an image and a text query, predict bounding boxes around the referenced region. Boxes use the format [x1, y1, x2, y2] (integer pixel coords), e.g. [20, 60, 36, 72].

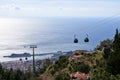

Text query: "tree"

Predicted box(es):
[78, 62, 90, 74]
[103, 47, 111, 59]
[107, 29, 120, 75]
[55, 73, 70, 80]
[69, 61, 90, 74]
[96, 39, 113, 51]
[107, 51, 120, 75]
[113, 29, 120, 51]
[0, 63, 4, 80]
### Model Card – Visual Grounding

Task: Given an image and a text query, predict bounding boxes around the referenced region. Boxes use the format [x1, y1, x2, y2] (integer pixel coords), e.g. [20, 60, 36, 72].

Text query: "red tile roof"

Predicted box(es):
[74, 72, 89, 80]
[74, 50, 88, 55]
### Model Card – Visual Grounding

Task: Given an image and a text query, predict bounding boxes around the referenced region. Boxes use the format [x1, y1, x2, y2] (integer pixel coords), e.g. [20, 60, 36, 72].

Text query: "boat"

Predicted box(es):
[3, 52, 31, 58]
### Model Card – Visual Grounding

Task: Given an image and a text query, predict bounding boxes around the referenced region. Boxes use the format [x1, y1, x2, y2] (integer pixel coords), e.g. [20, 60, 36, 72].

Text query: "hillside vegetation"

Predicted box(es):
[39, 29, 120, 80]
[0, 29, 120, 80]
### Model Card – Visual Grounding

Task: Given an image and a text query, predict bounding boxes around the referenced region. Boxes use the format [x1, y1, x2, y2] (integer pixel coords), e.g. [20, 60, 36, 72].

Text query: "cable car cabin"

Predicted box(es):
[74, 35, 78, 43]
[84, 34, 89, 42]
[74, 38, 78, 43]
[84, 37, 89, 42]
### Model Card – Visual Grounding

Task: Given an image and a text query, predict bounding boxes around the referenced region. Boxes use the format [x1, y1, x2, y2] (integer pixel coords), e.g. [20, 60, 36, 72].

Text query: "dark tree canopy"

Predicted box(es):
[113, 29, 120, 51]
[107, 28, 120, 75]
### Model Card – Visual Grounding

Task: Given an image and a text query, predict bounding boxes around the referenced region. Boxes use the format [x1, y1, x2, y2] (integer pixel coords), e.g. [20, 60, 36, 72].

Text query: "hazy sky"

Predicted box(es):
[0, 0, 120, 18]
[0, 0, 120, 57]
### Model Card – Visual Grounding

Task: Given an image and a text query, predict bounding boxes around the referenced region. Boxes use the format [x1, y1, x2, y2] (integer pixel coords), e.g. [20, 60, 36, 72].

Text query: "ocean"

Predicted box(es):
[0, 17, 119, 62]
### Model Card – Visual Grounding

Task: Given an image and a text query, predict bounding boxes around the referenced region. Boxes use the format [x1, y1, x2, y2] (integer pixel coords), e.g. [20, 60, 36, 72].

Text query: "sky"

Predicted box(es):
[0, 0, 120, 57]
[0, 0, 120, 18]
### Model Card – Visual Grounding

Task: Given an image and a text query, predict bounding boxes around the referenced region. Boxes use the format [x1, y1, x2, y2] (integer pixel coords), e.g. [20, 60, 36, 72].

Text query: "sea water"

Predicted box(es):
[0, 17, 119, 62]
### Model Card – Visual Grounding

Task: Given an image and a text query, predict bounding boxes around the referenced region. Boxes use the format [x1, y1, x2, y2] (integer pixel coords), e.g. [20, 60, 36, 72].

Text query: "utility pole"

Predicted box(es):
[30, 45, 37, 74]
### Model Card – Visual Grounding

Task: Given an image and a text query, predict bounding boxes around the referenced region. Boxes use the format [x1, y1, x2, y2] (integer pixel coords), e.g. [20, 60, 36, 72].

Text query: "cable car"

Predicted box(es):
[84, 34, 89, 42]
[74, 35, 78, 43]
[25, 57, 28, 60]
[19, 58, 22, 61]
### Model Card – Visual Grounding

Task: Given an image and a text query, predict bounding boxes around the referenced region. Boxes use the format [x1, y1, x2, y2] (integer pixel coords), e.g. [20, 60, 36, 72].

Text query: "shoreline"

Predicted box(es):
[0, 50, 73, 62]
[0, 50, 73, 72]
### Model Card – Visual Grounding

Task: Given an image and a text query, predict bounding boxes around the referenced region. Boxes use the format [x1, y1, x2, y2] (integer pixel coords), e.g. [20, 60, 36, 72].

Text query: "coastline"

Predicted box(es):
[1, 50, 73, 72]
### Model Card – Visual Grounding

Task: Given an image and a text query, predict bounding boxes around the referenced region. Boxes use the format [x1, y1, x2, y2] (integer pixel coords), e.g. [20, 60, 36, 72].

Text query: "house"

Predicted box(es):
[73, 50, 88, 55]
[71, 72, 90, 80]
[69, 50, 88, 61]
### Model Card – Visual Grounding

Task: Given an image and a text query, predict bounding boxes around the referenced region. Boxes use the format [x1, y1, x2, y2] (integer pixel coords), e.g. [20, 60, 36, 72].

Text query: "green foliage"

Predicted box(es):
[100, 39, 113, 47]
[47, 55, 69, 75]
[38, 68, 46, 74]
[47, 65, 55, 75]
[92, 29, 120, 79]
[36, 59, 52, 76]
[91, 66, 120, 80]
[68, 61, 77, 72]
[30, 76, 42, 80]
[0, 63, 4, 80]
[113, 29, 120, 51]
[0, 63, 34, 80]
[96, 39, 113, 51]
[78, 62, 90, 74]
[55, 73, 70, 80]
[107, 51, 120, 75]
[92, 68, 110, 80]
[58, 56, 69, 69]
[103, 47, 111, 59]
[69, 61, 90, 74]
[95, 53, 103, 60]
[106, 29, 120, 75]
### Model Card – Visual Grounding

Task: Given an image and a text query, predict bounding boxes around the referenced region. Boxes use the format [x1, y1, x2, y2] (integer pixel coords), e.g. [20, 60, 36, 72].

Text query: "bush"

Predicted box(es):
[69, 61, 90, 74]
[78, 62, 90, 74]
[55, 73, 70, 80]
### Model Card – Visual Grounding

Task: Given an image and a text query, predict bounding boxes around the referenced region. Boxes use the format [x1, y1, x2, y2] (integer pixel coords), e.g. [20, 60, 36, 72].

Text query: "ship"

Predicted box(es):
[3, 52, 31, 58]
